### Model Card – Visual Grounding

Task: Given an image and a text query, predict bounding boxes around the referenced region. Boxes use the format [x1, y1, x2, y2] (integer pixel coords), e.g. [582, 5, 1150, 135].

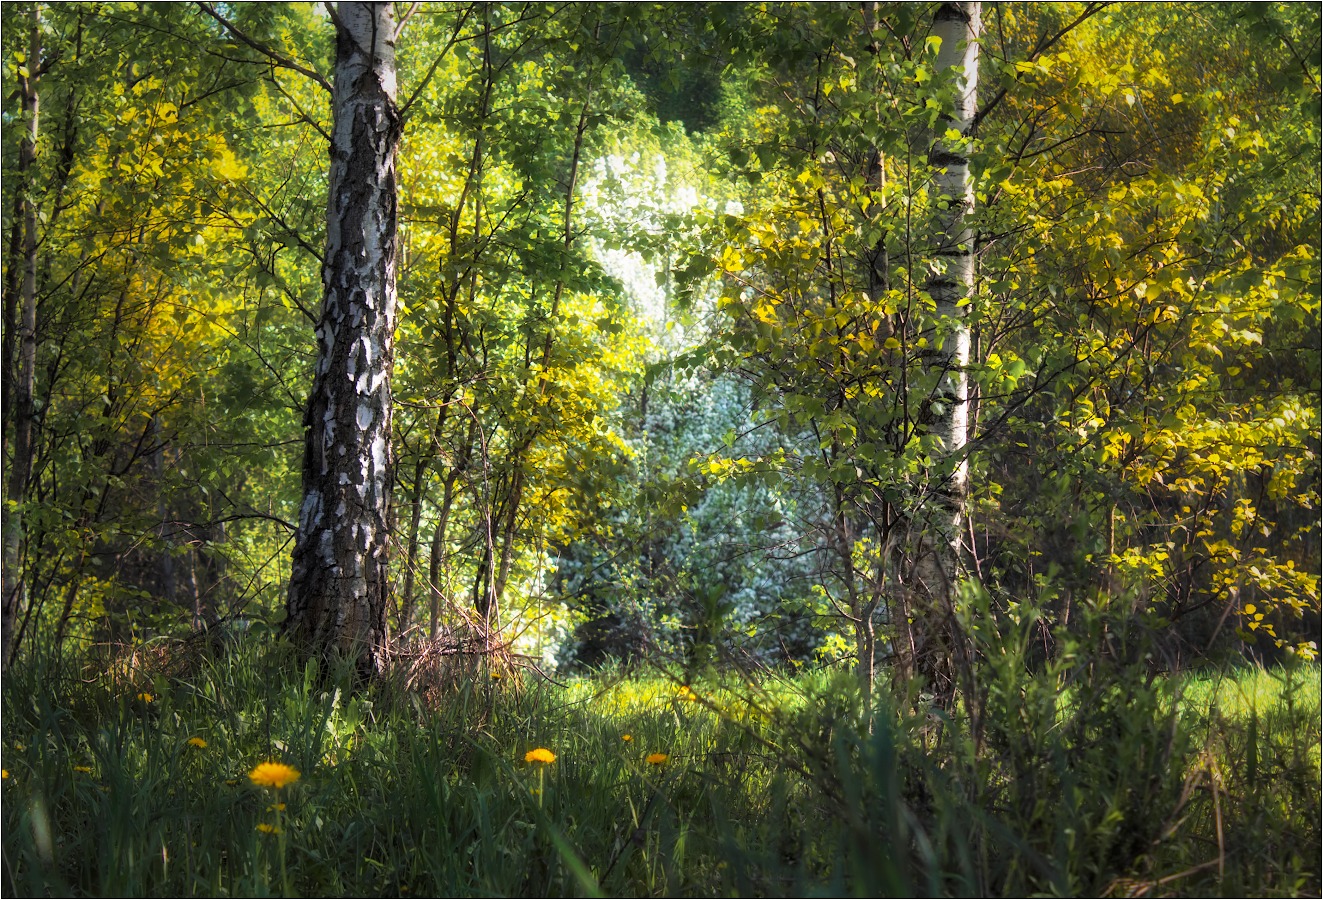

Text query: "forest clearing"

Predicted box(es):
[1, 2, 1319, 896]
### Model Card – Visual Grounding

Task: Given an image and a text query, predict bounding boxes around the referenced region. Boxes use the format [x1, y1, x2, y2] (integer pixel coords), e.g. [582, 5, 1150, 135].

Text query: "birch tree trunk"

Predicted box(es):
[285, 2, 400, 680]
[922, 1, 979, 594]
[905, 1, 979, 697]
[2, 6, 42, 670]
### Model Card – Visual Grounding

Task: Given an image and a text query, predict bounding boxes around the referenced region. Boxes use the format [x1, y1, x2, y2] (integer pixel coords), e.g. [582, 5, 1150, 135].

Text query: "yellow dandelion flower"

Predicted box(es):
[187, 737, 208, 749]
[249, 761, 300, 790]
[646, 753, 669, 766]
[137, 692, 154, 703]
[524, 748, 555, 764]
[677, 686, 697, 702]
[74, 765, 93, 774]
[2, 769, 8, 780]
[491, 671, 503, 680]
[256, 822, 281, 835]
[622, 734, 632, 742]
[267, 802, 286, 812]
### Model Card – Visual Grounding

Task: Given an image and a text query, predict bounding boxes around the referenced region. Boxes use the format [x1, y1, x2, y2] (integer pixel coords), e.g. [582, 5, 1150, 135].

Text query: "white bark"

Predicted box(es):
[285, 2, 400, 679]
[924, 1, 979, 589]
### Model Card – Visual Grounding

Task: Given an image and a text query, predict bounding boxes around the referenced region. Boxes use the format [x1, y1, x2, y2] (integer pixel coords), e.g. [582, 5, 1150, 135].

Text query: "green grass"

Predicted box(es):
[2, 639, 1319, 897]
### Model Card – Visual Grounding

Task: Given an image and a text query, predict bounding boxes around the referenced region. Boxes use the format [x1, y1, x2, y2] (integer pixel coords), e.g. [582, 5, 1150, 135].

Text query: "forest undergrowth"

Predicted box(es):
[2, 634, 1318, 898]
[1, 5, 1319, 897]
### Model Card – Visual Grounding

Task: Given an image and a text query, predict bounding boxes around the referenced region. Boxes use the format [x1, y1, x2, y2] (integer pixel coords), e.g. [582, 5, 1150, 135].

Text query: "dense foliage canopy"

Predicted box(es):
[2, 1, 1318, 682]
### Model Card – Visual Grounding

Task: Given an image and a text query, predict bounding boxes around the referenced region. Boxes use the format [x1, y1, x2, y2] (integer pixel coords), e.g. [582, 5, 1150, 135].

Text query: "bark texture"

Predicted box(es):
[904, 1, 979, 697]
[2, 6, 42, 670]
[285, 2, 400, 679]
[922, 0, 979, 591]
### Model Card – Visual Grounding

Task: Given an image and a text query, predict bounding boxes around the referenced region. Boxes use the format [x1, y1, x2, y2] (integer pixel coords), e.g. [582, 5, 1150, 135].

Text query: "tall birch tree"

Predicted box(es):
[284, 2, 400, 678]
[919, 1, 978, 601]
[903, 2, 980, 696]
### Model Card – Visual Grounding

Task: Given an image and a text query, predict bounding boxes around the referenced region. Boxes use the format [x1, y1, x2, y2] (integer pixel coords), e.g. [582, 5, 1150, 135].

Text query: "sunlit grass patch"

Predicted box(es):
[1, 641, 1318, 897]
[1179, 662, 1321, 719]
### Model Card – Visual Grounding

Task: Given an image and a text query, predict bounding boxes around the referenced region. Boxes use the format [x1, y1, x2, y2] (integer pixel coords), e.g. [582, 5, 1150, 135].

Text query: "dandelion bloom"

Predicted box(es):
[646, 753, 669, 766]
[268, 802, 286, 812]
[677, 686, 697, 702]
[249, 761, 300, 790]
[187, 737, 207, 749]
[1, 769, 8, 780]
[622, 734, 632, 742]
[137, 692, 154, 703]
[256, 822, 281, 834]
[524, 748, 555, 764]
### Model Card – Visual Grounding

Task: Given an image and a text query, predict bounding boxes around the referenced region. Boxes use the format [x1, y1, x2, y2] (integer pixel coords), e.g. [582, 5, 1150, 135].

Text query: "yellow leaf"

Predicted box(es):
[214, 148, 247, 181]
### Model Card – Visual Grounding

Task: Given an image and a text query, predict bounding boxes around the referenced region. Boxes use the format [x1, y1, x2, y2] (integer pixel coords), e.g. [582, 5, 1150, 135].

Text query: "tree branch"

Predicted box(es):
[267, 69, 333, 143]
[972, 1, 1110, 133]
[195, 2, 332, 93]
[395, 1, 422, 40]
[399, 4, 474, 122]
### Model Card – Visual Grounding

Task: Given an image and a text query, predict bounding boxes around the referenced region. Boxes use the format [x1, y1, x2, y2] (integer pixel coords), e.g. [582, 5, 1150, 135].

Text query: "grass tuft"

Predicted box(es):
[2, 636, 1318, 897]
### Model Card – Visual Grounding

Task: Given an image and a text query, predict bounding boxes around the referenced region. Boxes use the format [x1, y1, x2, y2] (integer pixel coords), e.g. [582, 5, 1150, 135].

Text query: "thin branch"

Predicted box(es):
[324, 1, 346, 35]
[399, 4, 474, 122]
[195, 2, 332, 93]
[972, 1, 1110, 133]
[202, 512, 298, 533]
[238, 180, 326, 268]
[395, 1, 422, 39]
[267, 68, 333, 143]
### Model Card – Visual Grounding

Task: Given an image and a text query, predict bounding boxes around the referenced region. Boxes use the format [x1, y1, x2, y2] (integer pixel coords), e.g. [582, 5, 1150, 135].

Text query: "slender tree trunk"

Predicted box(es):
[285, 2, 400, 680]
[399, 4, 488, 638]
[152, 416, 177, 607]
[490, 63, 596, 615]
[428, 418, 473, 640]
[861, 2, 891, 318]
[490, 467, 522, 617]
[427, 471, 459, 639]
[398, 402, 455, 635]
[857, 3, 895, 697]
[3, 191, 23, 433]
[398, 454, 428, 636]
[2, 6, 42, 670]
[924, 0, 978, 584]
[913, 1, 979, 696]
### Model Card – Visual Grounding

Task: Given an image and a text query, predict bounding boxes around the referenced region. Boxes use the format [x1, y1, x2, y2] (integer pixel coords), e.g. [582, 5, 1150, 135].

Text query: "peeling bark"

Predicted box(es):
[284, 2, 400, 680]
